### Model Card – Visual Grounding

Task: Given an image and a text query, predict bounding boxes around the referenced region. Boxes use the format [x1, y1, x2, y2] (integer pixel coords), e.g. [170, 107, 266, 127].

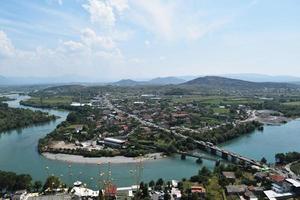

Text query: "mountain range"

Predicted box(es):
[182, 76, 297, 89]
[1, 74, 300, 86]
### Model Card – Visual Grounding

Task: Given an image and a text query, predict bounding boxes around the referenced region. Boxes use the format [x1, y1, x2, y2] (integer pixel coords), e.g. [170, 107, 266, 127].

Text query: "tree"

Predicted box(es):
[156, 178, 164, 186]
[149, 180, 155, 188]
[33, 181, 42, 192]
[261, 157, 267, 164]
[14, 174, 32, 190]
[142, 183, 149, 198]
[43, 176, 61, 192]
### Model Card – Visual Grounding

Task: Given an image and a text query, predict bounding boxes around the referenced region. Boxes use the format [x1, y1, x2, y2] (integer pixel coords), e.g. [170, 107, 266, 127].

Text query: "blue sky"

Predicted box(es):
[0, 0, 300, 81]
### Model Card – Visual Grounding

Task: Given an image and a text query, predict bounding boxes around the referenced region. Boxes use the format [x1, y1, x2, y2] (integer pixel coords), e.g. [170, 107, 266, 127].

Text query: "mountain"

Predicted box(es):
[222, 73, 300, 83]
[111, 76, 187, 86]
[182, 76, 297, 89]
[111, 79, 142, 86]
[147, 77, 186, 85]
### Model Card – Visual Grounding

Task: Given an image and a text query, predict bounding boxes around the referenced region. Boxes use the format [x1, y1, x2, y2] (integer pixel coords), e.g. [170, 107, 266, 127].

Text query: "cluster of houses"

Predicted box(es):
[221, 169, 300, 200]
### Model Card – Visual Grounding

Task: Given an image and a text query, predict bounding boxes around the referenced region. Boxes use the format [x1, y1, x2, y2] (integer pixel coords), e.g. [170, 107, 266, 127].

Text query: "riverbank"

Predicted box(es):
[42, 152, 164, 164]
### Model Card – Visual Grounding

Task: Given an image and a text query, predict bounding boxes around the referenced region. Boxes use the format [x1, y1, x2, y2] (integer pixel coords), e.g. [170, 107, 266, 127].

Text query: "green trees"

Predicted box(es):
[0, 103, 56, 133]
[190, 167, 211, 184]
[43, 176, 63, 191]
[275, 152, 300, 164]
[0, 171, 32, 191]
[33, 181, 42, 192]
[260, 157, 267, 164]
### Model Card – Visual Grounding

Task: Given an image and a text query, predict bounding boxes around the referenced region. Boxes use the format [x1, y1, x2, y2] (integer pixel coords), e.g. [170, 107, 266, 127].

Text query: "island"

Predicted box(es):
[0, 100, 57, 133]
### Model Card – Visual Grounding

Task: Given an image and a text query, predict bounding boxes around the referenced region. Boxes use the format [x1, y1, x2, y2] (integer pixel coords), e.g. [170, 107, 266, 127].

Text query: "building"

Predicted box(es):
[263, 190, 294, 200]
[71, 186, 99, 199]
[116, 185, 138, 199]
[285, 179, 300, 195]
[191, 185, 206, 198]
[222, 171, 236, 180]
[12, 190, 27, 200]
[104, 137, 126, 148]
[74, 125, 83, 133]
[226, 185, 247, 195]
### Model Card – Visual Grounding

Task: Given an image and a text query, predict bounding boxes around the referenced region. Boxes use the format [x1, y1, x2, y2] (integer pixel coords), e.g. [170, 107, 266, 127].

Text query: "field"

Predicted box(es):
[206, 176, 224, 200]
[21, 96, 73, 107]
[282, 101, 300, 106]
[291, 161, 300, 175]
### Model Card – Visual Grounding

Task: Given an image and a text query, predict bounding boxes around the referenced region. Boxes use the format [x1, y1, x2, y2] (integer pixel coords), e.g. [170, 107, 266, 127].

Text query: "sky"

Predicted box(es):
[0, 0, 300, 81]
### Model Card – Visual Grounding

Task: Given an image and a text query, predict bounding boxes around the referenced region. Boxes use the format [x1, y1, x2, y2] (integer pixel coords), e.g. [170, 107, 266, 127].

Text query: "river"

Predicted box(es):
[1, 94, 300, 189]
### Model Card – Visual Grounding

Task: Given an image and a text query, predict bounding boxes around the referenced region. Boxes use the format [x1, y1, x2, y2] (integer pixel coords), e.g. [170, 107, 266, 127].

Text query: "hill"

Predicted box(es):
[182, 76, 297, 89]
[111, 79, 142, 86]
[111, 76, 186, 86]
[222, 73, 300, 83]
[148, 77, 186, 85]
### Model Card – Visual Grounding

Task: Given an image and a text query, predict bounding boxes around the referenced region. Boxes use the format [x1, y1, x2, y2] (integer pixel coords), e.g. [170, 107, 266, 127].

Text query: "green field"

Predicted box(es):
[23, 96, 73, 107]
[282, 101, 300, 106]
[291, 161, 300, 175]
[213, 107, 230, 114]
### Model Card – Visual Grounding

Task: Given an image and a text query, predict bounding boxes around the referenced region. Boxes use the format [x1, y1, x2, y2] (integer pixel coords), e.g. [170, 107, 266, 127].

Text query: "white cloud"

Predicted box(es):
[144, 40, 150, 46]
[81, 28, 116, 49]
[83, 0, 116, 27]
[62, 40, 85, 52]
[0, 31, 15, 57]
[128, 0, 232, 41]
[82, 0, 129, 28]
[130, 0, 174, 39]
[109, 0, 129, 13]
[0, 28, 124, 77]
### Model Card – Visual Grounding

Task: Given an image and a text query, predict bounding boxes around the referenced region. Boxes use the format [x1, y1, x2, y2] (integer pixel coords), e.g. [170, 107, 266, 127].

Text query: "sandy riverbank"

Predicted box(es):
[42, 152, 164, 164]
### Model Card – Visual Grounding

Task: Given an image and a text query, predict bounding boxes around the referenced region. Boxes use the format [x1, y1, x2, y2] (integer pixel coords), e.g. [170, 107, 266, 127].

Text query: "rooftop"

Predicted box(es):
[286, 178, 300, 187]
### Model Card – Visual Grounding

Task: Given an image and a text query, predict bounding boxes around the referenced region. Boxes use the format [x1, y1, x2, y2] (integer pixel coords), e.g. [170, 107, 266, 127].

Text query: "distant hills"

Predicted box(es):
[1, 73, 300, 86]
[182, 76, 297, 89]
[111, 76, 186, 86]
[222, 73, 300, 83]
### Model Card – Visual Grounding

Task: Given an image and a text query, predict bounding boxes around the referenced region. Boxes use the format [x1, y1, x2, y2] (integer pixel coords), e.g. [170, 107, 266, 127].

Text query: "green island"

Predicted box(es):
[0, 100, 57, 133]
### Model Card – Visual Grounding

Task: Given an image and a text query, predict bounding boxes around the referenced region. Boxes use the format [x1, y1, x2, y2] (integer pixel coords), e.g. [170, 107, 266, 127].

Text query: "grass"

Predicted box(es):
[24, 96, 73, 106]
[213, 108, 230, 114]
[206, 176, 224, 200]
[282, 101, 300, 106]
[291, 161, 300, 175]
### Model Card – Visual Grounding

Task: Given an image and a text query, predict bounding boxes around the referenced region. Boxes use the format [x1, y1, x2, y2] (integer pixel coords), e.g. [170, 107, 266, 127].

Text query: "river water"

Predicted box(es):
[1, 95, 300, 188]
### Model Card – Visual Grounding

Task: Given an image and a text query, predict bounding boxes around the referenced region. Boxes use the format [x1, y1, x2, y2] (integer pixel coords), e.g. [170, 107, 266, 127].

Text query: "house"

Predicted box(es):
[171, 188, 182, 200]
[243, 190, 258, 200]
[254, 172, 268, 180]
[269, 174, 291, 194]
[226, 185, 247, 195]
[263, 190, 294, 200]
[71, 186, 99, 199]
[191, 185, 206, 198]
[12, 190, 27, 200]
[222, 171, 236, 180]
[285, 179, 300, 195]
[74, 125, 83, 133]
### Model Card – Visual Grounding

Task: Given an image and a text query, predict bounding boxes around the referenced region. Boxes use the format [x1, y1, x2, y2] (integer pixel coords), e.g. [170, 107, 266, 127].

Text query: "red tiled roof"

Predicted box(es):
[269, 174, 285, 183]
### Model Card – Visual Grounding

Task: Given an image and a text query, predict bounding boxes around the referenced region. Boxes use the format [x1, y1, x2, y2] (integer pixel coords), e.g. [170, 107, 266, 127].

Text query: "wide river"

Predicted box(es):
[1, 94, 300, 189]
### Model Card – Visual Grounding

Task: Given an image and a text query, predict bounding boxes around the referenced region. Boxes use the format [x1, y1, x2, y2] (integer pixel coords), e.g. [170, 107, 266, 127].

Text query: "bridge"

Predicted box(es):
[178, 151, 218, 162]
[192, 140, 263, 167]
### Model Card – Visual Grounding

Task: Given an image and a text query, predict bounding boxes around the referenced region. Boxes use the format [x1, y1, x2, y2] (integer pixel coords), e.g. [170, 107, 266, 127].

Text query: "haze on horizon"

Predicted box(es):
[0, 0, 300, 81]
